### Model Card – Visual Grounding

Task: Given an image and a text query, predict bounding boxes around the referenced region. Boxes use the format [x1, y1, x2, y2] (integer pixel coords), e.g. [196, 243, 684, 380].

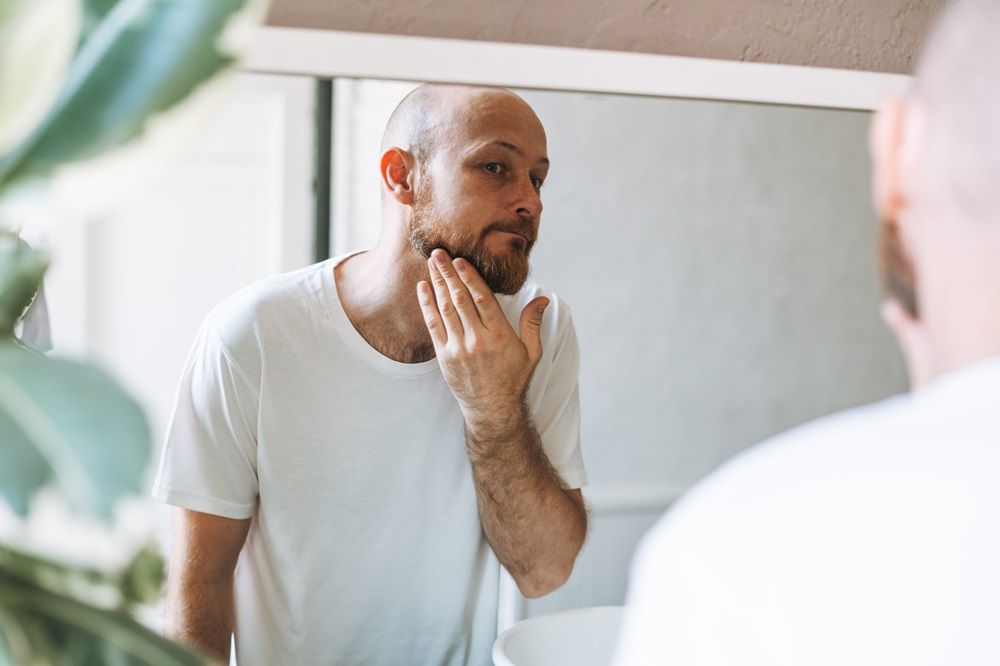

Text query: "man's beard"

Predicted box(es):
[878, 217, 919, 318]
[409, 179, 535, 295]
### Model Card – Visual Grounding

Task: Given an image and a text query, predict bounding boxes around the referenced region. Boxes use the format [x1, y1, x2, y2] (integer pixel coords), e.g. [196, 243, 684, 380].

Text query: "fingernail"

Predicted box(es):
[537, 302, 548, 315]
[433, 249, 447, 265]
[454, 258, 466, 272]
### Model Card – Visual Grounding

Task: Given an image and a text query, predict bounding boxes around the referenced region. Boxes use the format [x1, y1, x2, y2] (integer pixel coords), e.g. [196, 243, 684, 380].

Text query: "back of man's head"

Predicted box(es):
[914, 0, 1000, 224]
[874, 0, 1000, 385]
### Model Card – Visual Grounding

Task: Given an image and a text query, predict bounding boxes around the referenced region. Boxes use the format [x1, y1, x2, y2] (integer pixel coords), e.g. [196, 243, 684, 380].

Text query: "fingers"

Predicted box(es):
[420, 249, 520, 347]
[429, 249, 505, 331]
[417, 280, 447, 348]
[428, 251, 467, 339]
[519, 296, 549, 365]
[451, 256, 508, 330]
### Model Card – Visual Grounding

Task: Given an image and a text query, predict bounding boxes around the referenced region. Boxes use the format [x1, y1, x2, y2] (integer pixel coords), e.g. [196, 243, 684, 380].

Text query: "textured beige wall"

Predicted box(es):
[265, 0, 949, 74]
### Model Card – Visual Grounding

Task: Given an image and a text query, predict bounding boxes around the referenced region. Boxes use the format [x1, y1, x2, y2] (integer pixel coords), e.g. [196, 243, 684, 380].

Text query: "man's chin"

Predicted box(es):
[410, 235, 530, 294]
[474, 256, 530, 295]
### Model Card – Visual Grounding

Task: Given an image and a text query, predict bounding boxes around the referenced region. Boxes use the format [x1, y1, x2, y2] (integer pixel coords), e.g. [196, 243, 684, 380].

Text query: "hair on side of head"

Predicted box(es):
[380, 85, 440, 167]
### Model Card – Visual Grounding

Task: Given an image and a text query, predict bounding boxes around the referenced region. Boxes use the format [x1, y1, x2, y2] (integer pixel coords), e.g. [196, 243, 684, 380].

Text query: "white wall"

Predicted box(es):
[54, 73, 315, 460]
[38, 75, 316, 591]
[521, 88, 907, 489]
[331, 79, 909, 622]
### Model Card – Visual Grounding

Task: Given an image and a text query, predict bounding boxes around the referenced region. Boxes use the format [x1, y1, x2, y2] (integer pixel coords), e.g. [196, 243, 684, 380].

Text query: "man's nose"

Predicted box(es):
[513, 176, 543, 218]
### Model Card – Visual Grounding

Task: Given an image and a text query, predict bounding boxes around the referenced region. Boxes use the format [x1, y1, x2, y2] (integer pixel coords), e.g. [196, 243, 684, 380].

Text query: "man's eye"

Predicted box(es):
[531, 177, 545, 190]
[483, 163, 503, 174]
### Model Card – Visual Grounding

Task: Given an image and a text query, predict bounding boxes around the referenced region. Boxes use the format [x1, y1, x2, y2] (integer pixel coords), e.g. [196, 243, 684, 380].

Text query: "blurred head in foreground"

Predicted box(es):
[871, 0, 1000, 388]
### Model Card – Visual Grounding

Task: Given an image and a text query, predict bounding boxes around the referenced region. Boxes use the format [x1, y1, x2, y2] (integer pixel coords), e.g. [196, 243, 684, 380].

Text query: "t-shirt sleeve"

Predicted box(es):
[151, 317, 260, 519]
[531, 296, 588, 490]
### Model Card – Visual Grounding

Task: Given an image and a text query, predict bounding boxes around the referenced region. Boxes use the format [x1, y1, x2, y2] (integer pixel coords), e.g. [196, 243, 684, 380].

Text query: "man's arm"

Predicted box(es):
[165, 508, 251, 663]
[418, 249, 588, 598]
[466, 413, 588, 597]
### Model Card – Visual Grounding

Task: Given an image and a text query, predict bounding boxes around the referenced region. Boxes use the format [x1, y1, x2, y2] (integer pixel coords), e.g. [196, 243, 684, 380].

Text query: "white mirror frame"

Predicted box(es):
[243, 26, 913, 111]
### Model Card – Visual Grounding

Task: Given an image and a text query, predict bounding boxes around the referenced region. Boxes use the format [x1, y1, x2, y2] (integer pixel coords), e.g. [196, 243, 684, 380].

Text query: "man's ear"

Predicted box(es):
[380, 148, 415, 205]
[871, 96, 929, 221]
[870, 97, 908, 221]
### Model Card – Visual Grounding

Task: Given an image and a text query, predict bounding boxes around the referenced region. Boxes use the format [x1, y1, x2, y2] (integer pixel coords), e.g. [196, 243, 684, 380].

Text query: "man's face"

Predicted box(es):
[408, 92, 549, 295]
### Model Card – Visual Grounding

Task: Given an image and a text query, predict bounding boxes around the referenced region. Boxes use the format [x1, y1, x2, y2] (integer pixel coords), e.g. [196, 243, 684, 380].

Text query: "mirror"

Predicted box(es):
[37, 29, 912, 624]
[321, 75, 909, 620]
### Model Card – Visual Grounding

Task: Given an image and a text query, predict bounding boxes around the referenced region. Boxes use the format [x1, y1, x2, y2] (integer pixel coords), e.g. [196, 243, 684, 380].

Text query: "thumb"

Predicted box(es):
[519, 296, 549, 364]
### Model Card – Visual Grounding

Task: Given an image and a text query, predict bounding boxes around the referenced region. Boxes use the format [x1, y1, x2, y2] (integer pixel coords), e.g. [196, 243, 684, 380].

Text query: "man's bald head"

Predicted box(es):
[912, 0, 1000, 223]
[380, 84, 538, 167]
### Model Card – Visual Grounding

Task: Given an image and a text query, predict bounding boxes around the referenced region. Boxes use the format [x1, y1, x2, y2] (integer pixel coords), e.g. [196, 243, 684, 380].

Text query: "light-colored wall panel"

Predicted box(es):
[45, 73, 316, 476]
[519, 87, 907, 494]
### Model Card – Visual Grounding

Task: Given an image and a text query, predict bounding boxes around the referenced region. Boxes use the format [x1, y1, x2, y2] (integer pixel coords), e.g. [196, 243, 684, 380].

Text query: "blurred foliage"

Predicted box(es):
[0, 0, 250, 197]
[0, 231, 48, 342]
[0, 0, 267, 662]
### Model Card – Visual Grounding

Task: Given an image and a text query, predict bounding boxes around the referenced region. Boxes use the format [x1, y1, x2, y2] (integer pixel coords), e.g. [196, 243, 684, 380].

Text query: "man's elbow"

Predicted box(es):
[514, 557, 578, 599]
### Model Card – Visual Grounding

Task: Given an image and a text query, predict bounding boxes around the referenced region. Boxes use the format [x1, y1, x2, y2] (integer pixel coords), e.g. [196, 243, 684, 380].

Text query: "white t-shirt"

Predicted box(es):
[153, 254, 587, 666]
[613, 356, 1000, 666]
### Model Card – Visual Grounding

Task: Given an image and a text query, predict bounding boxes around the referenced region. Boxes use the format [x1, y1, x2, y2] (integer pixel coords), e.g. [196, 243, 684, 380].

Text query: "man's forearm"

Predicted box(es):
[165, 580, 236, 664]
[466, 405, 588, 598]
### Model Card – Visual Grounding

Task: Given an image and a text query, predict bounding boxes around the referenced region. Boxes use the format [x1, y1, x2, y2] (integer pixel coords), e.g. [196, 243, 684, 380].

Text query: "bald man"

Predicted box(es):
[612, 1, 1000, 664]
[153, 85, 588, 665]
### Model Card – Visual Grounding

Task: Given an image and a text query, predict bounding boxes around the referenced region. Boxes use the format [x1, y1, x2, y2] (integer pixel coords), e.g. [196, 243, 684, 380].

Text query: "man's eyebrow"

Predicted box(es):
[486, 140, 550, 167]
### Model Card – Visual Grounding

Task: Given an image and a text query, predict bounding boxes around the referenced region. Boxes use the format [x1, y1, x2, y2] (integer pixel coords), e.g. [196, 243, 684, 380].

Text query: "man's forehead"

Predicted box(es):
[460, 138, 550, 168]
[435, 93, 546, 154]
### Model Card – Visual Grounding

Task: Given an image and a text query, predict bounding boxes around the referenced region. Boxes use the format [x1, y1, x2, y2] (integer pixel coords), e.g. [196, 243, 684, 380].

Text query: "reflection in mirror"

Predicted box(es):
[44, 73, 906, 627]
[326, 78, 907, 620]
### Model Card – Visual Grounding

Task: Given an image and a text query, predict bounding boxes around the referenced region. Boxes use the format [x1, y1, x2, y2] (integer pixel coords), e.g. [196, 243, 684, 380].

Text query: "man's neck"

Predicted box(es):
[334, 242, 436, 364]
[918, 231, 1000, 384]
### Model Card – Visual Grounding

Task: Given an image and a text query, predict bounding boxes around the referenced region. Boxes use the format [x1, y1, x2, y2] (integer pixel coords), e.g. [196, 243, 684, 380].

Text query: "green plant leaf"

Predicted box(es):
[0, 0, 259, 193]
[0, 0, 82, 158]
[82, 0, 123, 37]
[0, 342, 150, 520]
[0, 571, 214, 665]
[117, 542, 166, 607]
[0, 230, 49, 339]
[0, 540, 166, 611]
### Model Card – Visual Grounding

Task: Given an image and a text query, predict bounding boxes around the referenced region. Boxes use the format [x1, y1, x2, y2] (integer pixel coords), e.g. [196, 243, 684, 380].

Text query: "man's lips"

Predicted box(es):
[485, 221, 536, 245]
[495, 229, 531, 244]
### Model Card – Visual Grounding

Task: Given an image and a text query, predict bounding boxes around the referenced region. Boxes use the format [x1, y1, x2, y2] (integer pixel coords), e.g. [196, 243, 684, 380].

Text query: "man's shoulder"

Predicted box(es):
[739, 392, 915, 470]
[208, 261, 330, 327]
[200, 260, 333, 355]
[658, 394, 915, 533]
[718, 357, 1000, 494]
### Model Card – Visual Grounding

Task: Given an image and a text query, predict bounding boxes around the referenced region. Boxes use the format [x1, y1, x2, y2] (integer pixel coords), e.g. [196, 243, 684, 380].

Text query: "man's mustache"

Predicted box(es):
[481, 218, 538, 245]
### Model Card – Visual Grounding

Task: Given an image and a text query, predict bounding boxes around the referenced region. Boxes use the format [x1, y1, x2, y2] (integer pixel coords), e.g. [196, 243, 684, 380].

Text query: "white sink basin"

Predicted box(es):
[493, 605, 625, 666]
